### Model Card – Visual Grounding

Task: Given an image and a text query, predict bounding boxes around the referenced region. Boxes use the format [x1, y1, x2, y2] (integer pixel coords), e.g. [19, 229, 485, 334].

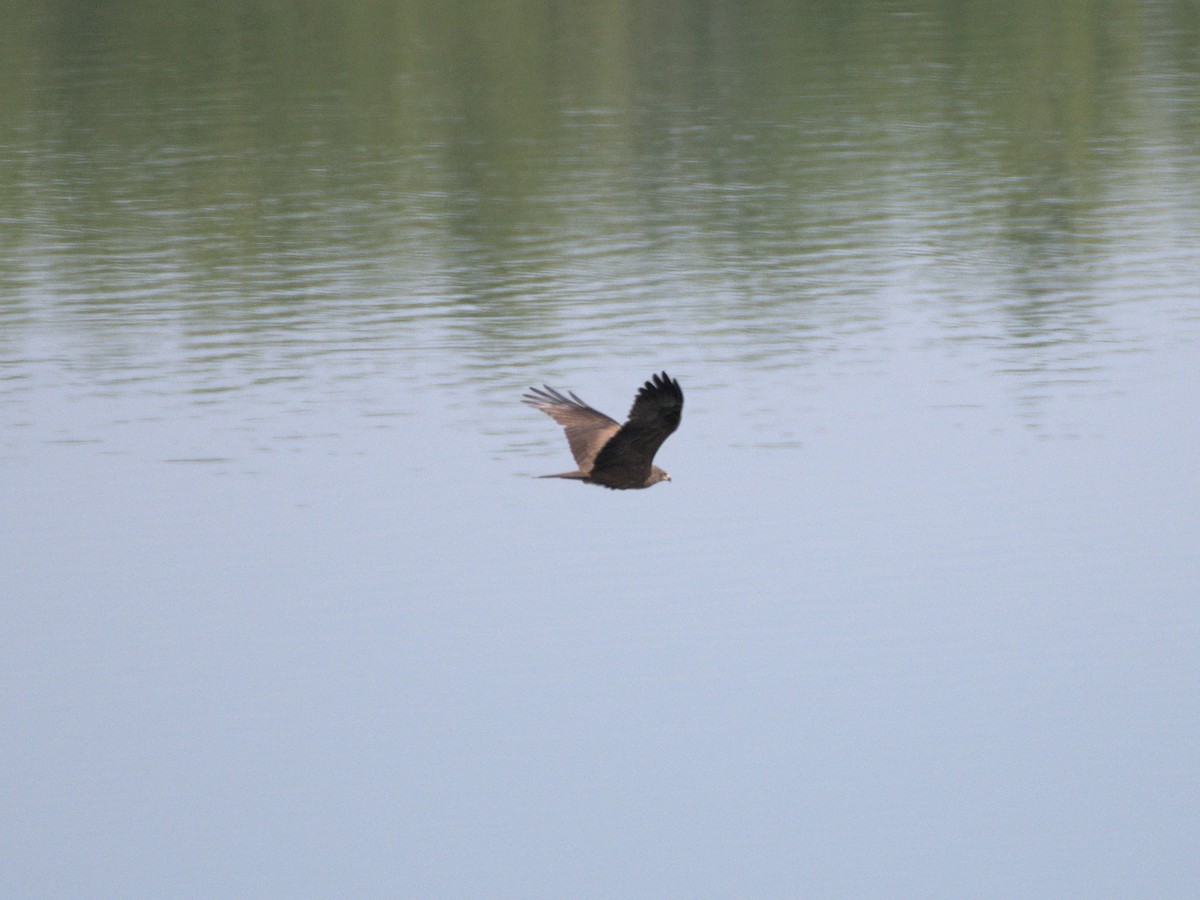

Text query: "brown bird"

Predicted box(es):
[523, 372, 683, 489]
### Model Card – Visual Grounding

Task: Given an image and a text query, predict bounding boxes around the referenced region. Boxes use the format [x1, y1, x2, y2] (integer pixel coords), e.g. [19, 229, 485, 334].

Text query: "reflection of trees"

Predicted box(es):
[0, 0, 1195, 367]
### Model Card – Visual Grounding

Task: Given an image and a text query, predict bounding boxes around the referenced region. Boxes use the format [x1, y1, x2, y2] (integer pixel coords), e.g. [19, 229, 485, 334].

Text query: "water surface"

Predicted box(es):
[3, 2, 1199, 896]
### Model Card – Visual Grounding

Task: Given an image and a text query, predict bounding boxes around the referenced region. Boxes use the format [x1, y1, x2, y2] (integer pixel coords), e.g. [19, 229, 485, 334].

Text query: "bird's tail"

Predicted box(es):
[537, 472, 588, 480]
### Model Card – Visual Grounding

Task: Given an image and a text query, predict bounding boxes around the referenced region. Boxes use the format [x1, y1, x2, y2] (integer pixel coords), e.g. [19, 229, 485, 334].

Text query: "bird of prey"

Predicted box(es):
[523, 372, 683, 489]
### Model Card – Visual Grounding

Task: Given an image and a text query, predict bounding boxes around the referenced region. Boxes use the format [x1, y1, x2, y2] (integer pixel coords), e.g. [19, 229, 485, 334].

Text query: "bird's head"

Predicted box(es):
[650, 466, 671, 485]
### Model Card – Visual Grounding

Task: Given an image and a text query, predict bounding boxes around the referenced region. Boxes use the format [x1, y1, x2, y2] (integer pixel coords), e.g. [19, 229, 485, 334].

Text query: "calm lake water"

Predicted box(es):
[3, 1, 1199, 896]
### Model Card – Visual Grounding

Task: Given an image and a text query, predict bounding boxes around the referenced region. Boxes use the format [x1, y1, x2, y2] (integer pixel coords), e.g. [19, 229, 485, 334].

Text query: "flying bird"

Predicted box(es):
[523, 371, 683, 489]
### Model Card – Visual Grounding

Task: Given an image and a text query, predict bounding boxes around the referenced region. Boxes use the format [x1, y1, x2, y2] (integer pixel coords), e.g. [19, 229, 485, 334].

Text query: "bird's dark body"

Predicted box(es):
[523, 372, 683, 489]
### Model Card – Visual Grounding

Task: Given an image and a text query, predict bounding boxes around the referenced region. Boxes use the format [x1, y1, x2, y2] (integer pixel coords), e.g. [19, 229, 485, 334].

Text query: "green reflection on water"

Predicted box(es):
[0, 0, 1197, 361]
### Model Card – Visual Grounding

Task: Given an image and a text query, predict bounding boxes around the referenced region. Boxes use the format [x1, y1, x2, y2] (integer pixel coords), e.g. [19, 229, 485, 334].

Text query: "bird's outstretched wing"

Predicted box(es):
[589, 372, 684, 483]
[522, 385, 621, 472]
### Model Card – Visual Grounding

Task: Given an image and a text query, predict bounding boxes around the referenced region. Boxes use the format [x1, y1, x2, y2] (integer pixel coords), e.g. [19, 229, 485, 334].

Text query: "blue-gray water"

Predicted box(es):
[3, 2, 1199, 896]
